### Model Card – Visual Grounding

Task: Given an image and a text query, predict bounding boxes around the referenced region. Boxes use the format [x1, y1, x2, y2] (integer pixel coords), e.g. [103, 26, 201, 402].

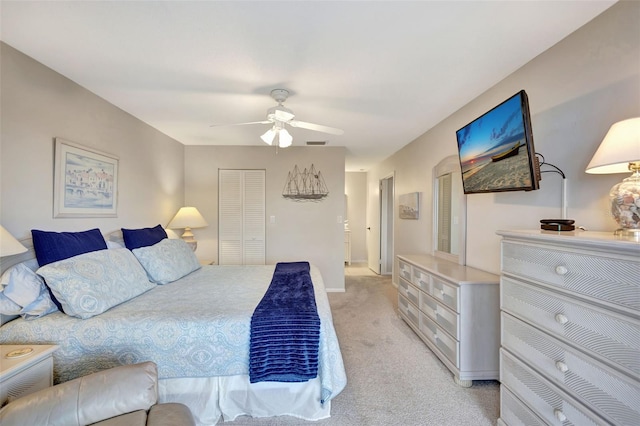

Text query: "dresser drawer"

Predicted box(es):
[501, 350, 605, 426]
[420, 292, 459, 339]
[502, 312, 640, 425]
[398, 259, 412, 281]
[420, 312, 458, 366]
[502, 241, 640, 316]
[502, 277, 640, 378]
[500, 385, 546, 426]
[398, 294, 419, 327]
[431, 276, 459, 312]
[398, 278, 419, 306]
[412, 267, 431, 293]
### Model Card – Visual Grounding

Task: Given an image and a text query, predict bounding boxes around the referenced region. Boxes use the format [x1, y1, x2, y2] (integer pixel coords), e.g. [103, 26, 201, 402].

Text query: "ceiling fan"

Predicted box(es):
[211, 89, 344, 148]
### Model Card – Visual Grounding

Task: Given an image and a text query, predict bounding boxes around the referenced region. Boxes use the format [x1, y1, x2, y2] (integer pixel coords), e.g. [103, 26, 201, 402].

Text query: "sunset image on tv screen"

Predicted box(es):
[456, 92, 535, 193]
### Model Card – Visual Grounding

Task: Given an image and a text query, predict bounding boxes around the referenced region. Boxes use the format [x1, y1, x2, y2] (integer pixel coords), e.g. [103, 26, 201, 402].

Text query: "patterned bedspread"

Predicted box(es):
[0, 265, 346, 403]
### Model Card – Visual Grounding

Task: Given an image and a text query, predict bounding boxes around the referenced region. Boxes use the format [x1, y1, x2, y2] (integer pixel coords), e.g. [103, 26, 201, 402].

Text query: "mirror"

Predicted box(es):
[433, 155, 466, 265]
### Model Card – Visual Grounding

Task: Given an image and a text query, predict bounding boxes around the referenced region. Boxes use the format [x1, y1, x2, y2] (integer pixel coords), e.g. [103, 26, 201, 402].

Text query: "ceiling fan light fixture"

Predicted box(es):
[278, 128, 293, 148]
[260, 128, 276, 145]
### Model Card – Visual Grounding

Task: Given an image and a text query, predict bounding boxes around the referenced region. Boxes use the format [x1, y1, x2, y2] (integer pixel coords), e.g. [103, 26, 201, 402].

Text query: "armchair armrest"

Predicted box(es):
[0, 361, 158, 426]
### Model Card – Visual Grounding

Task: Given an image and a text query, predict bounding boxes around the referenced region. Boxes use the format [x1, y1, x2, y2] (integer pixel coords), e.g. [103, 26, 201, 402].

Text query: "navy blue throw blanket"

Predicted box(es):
[249, 261, 321, 383]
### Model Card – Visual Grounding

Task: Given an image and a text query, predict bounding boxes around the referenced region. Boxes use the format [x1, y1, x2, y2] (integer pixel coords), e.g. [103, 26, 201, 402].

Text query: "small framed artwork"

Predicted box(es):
[399, 192, 420, 220]
[53, 138, 119, 218]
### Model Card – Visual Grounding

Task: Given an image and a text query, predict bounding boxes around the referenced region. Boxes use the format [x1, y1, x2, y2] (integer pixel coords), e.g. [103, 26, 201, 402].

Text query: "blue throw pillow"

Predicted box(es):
[121, 224, 167, 250]
[31, 228, 108, 267]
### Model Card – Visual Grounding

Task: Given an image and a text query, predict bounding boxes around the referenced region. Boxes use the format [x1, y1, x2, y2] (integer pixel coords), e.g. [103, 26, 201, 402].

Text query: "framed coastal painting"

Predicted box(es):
[399, 192, 419, 219]
[53, 138, 119, 218]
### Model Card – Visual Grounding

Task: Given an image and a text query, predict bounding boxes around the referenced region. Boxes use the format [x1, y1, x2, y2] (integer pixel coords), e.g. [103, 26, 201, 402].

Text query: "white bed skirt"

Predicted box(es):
[159, 375, 331, 425]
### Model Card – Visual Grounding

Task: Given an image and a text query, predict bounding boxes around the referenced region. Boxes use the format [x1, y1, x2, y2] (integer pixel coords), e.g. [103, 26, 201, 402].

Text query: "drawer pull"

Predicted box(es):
[555, 265, 569, 275]
[439, 289, 445, 296]
[419, 280, 427, 286]
[554, 313, 568, 324]
[433, 310, 438, 317]
[553, 409, 567, 422]
[555, 361, 569, 373]
[434, 334, 439, 341]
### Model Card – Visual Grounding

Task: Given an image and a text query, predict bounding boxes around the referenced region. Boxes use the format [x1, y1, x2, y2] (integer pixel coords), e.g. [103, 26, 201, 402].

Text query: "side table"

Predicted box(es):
[0, 344, 58, 406]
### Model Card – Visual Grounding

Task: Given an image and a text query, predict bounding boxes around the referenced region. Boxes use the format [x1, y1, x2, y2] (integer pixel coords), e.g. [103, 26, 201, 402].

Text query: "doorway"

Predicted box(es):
[380, 174, 394, 275]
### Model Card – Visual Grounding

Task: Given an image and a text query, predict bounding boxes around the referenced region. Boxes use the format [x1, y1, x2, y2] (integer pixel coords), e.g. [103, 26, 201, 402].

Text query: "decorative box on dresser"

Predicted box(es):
[497, 230, 640, 426]
[396, 254, 500, 387]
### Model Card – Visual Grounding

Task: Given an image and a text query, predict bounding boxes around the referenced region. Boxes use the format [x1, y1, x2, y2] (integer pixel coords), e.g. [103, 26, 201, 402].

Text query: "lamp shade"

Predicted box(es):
[278, 128, 293, 148]
[586, 117, 640, 174]
[261, 128, 276, 145]
[0, 225, 27, 257]
[167, 207, 208, 229]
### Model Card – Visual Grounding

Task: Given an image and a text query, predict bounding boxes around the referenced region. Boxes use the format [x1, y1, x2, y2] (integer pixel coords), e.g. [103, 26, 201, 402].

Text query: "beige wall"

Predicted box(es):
[368, 1, 640, 282]
[184, 146, 346, 291]
[0, 43, 185, 240]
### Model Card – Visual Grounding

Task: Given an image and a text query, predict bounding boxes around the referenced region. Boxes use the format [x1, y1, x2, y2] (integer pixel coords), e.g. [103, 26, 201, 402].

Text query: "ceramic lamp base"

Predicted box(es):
[610, 171, 640, 233]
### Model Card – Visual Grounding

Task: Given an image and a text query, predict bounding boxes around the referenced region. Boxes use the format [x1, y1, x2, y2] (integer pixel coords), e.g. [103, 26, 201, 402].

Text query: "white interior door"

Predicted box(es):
[242, 170, 266, 265]
[366, 176, 381, 274]
[380, 175, 394, 275]
[219, 170, 243, 265]
[219, 169, 265, 265]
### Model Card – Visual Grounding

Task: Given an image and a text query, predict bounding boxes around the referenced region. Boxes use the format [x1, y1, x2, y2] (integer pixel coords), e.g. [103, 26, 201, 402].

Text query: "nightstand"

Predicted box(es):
[0, 344, 58, 406]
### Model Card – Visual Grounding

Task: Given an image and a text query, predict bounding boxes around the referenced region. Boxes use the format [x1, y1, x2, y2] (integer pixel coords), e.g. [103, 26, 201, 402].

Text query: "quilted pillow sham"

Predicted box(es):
[122, 224, 167, 250]
[132, 238, 200, 285]
[37, 248, 155, 319]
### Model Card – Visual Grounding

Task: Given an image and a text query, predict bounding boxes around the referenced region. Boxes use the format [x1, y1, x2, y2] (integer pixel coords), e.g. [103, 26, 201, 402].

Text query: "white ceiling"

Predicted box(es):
[1, 1, 615, 171]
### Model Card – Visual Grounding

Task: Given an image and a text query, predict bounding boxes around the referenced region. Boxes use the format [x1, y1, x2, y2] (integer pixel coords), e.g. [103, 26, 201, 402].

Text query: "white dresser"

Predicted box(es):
[397, 254, 500, 386]
[497, 230, 640, 426]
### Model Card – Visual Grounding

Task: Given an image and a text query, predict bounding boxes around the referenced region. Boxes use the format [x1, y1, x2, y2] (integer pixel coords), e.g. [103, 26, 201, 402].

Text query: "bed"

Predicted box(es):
[0, 228, 347, 425]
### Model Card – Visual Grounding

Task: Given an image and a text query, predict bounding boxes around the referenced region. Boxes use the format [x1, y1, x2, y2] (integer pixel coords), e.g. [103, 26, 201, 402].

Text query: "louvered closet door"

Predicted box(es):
[219, 169, 265, 265]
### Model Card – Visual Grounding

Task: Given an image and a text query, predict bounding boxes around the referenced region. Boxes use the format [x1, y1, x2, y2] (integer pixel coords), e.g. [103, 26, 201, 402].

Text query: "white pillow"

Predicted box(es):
[0, 293, 22, 315]
[106, 240, 124, 249]
[2, 263, 44, 306]
[0, 261, 58, 319]
[132, 238, 201, 285]
[37, 248, 155, 319]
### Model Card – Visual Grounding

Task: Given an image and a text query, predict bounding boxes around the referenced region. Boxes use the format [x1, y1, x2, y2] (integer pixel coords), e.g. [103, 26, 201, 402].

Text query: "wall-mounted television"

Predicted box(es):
[455, 90, 540, 194]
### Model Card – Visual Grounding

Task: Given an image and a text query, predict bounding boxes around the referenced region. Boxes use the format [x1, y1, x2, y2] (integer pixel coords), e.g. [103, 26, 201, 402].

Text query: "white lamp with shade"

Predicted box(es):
[585, 117, 640, 237]
[167, 207, 208, 251]
[0, 225, 27, 257]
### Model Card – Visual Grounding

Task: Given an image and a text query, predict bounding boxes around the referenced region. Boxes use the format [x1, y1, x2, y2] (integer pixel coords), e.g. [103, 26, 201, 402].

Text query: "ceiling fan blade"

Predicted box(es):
[289, 120, 344, 135]
[273, 109, 295, 122]
[210, 120, 271, 128]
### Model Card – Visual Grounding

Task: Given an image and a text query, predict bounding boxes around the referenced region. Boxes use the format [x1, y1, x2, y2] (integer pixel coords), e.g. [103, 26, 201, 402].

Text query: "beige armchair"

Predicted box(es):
[0, 361, 194, 426]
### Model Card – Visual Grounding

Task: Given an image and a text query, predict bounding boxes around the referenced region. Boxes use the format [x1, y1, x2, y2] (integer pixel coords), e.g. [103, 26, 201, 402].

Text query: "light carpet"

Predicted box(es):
[225, 270, 500, 425]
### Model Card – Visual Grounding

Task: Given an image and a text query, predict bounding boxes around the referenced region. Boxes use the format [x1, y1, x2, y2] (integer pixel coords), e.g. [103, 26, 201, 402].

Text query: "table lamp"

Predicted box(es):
[0, 225, 27, 257]
[585, 117, 640, 237]
[167, 207, 208, 251]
